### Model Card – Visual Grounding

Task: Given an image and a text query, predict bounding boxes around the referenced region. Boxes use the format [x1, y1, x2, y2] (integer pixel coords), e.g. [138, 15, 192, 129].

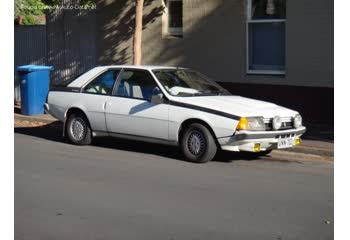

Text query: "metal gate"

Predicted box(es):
[46, 7, 96, 85]
[14, 5, 96, 101]
[14, 26, 47, 101]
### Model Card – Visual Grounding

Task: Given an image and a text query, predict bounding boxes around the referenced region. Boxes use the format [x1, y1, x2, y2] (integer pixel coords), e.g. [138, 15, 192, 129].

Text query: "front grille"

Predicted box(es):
[275, 134, 297, 139]
[264, 117, 294, 131]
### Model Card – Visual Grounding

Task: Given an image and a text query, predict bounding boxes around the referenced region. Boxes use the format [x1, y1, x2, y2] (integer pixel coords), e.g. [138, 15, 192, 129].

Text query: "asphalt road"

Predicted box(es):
[15, 129, 333, 240]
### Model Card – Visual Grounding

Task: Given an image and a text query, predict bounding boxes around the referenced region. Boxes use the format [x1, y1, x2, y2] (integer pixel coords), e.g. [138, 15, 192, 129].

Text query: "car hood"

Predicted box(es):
[171, 95, 298, 119]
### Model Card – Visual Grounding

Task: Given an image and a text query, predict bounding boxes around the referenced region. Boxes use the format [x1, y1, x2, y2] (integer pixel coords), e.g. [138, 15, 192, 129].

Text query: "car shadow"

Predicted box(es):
[14, 121, 65, 142]
[14, 122, 268, 163]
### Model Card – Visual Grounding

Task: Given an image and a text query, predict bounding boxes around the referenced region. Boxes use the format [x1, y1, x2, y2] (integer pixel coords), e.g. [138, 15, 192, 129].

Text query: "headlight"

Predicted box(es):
[236, 117, 265, 131]
[272, 116, 282, 130]
[293, 114, 302, 128]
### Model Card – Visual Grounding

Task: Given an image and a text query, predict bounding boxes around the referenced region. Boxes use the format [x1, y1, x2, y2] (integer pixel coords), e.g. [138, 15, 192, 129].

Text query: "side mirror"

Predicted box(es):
[150, 94, 164, 104]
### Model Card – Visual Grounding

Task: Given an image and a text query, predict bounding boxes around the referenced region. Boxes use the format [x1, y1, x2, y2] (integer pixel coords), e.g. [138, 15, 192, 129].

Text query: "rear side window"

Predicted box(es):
[114, 70, 161, 101]
[84, 70, 120, 95]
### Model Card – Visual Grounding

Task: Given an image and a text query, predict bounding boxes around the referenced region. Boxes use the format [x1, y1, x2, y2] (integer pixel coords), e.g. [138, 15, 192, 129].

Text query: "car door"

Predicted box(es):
[79, 69, 121, 132]
[105, 69, 169, 140]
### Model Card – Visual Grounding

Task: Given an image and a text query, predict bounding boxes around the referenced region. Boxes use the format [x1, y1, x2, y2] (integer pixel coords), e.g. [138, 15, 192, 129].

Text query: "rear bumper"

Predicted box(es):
[44, 103, 64, 121]
[218, 127, 306, 152]
[44, 103, 50, 113]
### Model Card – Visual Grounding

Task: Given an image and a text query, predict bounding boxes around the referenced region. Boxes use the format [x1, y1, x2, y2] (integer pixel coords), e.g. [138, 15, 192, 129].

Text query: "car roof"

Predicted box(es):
[97, 65, 186, 70]
[67, 65, 187, 88]
[102, 64, 182, 70]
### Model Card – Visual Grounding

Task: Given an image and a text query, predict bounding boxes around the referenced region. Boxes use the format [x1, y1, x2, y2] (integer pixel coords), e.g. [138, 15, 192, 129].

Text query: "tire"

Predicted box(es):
[181, 123, 217, 163]
[66, 112, 92, 145]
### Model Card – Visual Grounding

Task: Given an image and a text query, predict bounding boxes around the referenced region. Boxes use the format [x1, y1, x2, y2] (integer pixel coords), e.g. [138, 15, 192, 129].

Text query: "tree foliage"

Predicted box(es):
[14, 0, 47, 25]
[42, 0, 95, 6]
[15, 0, 96, 25]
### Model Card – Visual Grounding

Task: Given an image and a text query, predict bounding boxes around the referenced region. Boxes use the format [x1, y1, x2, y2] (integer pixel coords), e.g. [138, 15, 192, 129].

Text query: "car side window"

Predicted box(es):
[84, 70, 120, 95]
[114, 70, 161, 101]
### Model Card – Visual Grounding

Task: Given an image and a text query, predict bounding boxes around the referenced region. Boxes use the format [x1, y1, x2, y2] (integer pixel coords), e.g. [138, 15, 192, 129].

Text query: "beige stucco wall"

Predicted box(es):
[96, 0, 333, 88]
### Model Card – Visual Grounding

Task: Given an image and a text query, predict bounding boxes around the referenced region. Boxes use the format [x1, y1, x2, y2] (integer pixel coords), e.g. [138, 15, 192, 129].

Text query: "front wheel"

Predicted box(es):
[66, 113, 92, 145]
[181, 123, 217, 163]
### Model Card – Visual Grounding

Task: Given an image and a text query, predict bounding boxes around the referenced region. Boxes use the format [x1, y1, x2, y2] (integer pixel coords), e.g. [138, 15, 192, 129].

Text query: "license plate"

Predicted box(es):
[277, 136, 295, 149]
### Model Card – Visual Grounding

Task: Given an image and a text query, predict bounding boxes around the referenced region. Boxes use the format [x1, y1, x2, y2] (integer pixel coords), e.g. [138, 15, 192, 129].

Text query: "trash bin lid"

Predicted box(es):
[16, 65, 54, 72]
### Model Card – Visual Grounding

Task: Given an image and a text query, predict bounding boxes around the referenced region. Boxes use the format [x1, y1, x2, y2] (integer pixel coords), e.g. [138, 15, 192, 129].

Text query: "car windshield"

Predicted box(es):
[152, 69, 231, 97]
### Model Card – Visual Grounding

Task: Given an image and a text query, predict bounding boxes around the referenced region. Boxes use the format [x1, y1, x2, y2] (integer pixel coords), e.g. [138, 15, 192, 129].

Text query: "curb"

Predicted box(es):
[283, 145, 333, 157]
[273, 150, 333, 162]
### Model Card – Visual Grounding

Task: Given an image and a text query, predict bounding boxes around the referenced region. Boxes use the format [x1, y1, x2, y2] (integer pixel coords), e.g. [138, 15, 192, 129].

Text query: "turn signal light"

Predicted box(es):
[294, 138, 301, 145]
[254, 143, 261, 152]
[236, 117, 249, 130]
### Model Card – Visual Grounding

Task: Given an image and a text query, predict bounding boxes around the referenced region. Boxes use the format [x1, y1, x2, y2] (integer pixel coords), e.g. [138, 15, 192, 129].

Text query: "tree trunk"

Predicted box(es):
[133, 0, 144, 65]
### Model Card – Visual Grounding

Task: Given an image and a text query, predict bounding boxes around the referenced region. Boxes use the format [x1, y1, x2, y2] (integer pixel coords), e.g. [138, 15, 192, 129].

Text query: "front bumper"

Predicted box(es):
[218, 126, 306, 152]
[44, 103, 64, 121]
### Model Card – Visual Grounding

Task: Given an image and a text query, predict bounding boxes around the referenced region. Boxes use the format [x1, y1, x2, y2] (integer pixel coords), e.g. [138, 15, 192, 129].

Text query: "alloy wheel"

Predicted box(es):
[187, 130, 206, 156]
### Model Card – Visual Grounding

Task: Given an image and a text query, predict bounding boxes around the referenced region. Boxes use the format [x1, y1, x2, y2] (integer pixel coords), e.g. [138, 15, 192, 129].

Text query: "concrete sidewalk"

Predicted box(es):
[14, 108, 334, 160]
[14, 104, 58, 124]
[14, 112, 57, 124]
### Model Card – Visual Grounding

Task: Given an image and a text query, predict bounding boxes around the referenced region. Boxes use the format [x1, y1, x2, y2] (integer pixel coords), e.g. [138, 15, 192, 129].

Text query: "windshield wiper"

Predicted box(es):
[212, 90, 230, 95]
[194, 90, 229, 96]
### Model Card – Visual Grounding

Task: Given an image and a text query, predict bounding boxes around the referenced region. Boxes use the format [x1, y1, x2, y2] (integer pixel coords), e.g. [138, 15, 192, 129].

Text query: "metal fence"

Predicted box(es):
[46, 7, 96, 85]
[14, 6, 96, 101]
[14, 26, 47, 101]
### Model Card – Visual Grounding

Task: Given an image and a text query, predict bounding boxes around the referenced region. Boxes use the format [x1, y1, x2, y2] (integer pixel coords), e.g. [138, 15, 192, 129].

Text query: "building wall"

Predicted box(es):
[97, 0, 333, 87]
[141, 0, 246, 83]
[96, 0, 135, 65]
[96, 0, 333, 122]
[286, 0, 333, 88]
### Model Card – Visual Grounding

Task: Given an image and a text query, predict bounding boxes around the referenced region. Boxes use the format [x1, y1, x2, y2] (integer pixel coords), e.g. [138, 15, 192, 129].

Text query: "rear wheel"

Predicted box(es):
[181, 123, 217, 163]
[66, 113, 92, 145]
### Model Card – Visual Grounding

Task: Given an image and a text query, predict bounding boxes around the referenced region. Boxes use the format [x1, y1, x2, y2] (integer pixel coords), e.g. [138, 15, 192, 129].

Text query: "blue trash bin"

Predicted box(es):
[16, 65, 54, 115]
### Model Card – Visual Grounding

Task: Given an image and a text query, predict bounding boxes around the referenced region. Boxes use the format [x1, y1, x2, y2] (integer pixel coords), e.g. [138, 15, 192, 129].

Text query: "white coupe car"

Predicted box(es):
[45, 65, 306, 163]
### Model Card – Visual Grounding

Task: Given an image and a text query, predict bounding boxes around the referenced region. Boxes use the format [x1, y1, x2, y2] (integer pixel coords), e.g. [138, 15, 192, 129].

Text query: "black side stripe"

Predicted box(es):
[48, 88, 240, 120]
[168, 100, 241, 120]
[50, 86, 81, 93]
